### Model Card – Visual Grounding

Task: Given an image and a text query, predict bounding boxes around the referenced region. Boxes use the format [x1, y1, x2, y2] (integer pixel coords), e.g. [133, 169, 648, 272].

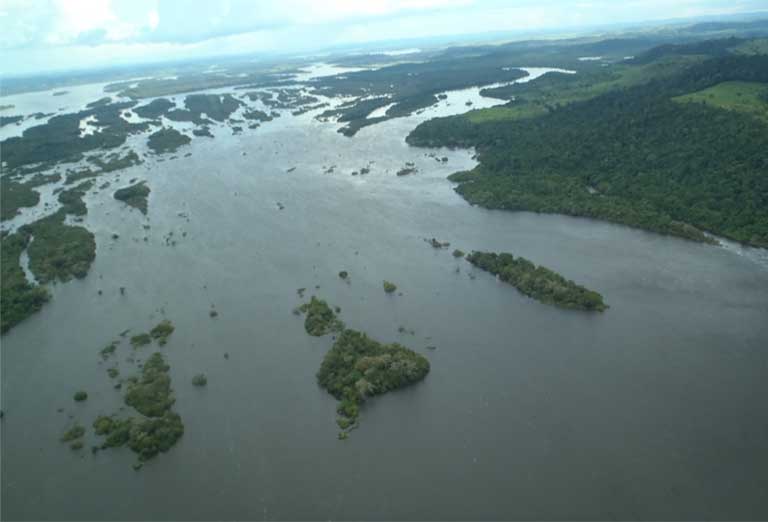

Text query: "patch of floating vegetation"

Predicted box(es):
[107, 367, 119, 379]
[192, 374, 207, 387]
[61, 423, 85, 450]
[452, 249, 465, 258]
[426, 237, 450, 249]
[150, 319, 175, 345]
[467, 251, 608, 312]
[130, 333, 151, 348]
[297, 296, 345, 336]
[73, 391, 88, 402]
[317, 329, 430, 438]
[147, 127, 191, 154]
[113, 181, 150, 215]
[338, 271, 349, 280]
[383, 280, 397, 294]
[100, 341, 118, 359]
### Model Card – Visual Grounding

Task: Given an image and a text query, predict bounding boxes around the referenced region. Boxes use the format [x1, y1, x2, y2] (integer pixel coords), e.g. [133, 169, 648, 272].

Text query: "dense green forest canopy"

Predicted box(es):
[408, 48, 768, 247]
[317, 329, 430, 436]
[467, 251, 608, 311]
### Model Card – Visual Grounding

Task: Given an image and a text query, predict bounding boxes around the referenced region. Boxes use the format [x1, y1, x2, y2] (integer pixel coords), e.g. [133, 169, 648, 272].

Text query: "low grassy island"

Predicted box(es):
[467, 251, 608, 312]
[317, 329, 430, 437]
[297, 296, 345, 336]
[73, 391, 88, 402]
[114, 182, 150, 215]
[383, 280, 397, 294]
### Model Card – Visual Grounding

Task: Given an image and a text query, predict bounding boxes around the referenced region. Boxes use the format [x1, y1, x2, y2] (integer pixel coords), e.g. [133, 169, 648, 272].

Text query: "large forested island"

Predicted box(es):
[408, 41, 768, 247]
[467, 251, 608, 312]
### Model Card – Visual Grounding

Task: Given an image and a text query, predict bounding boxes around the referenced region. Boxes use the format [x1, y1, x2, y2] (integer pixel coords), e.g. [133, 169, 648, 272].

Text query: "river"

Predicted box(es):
[1, 67, 767, 520]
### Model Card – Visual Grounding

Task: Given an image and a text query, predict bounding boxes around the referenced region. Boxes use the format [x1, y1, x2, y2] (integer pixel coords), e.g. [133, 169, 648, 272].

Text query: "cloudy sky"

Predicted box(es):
[1, 0, 766, 76]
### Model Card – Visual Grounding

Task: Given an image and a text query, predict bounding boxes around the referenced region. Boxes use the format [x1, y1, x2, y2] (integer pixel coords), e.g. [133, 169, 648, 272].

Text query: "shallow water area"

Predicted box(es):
[1, 65, 768, 521]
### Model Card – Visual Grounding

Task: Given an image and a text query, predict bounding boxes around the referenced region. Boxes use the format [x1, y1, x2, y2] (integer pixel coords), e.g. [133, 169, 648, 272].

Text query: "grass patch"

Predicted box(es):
[673, 81, 768, 123]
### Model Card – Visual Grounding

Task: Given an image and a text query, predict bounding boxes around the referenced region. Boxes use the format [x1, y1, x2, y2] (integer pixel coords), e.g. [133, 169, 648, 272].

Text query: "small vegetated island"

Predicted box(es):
[318, 329, 430, 439]
[60, 320, 183, 468]
[113, 181, 150, 215]
[296, 296, 430, 438]
[297, 296, 345, 336]
[467, 251, 608, 312]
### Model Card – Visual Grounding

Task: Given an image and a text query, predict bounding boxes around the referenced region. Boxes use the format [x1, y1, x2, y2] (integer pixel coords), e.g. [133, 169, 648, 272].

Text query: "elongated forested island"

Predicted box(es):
[467, 251, 608, 312]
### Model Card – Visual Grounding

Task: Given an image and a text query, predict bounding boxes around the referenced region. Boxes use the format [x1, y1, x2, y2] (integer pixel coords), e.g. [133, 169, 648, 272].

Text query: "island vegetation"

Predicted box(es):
[114, 181, 150, 215]
[467, 251, 608, 312]
[73, 391, 88, 402]
[0, 233, 50, 334]
[317, 329, 430, 437]
[383, 281, 397, 294]
[297, 296, 345, 336]
[407, 47, 768, 247]
[92, 351, 184, 465]
[124, 352, 175, 416]
[147, 128, 191, 154]
[150, 320, 175, 345]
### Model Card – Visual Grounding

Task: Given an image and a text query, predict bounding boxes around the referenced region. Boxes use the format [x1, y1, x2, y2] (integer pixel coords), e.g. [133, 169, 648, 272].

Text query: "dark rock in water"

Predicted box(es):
[224, 353, 229, 360]
[338, 271, 348, 280]
[120, 287, 126, 295]
[0, 409, 4, 419]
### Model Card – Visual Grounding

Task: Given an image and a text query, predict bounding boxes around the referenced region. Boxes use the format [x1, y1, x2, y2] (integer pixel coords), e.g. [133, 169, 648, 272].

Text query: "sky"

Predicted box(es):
[1, 0, 766, 76]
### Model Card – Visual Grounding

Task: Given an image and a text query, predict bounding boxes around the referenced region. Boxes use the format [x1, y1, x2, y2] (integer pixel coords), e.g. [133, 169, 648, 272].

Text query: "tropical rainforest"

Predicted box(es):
[408, 46, 768, 247]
